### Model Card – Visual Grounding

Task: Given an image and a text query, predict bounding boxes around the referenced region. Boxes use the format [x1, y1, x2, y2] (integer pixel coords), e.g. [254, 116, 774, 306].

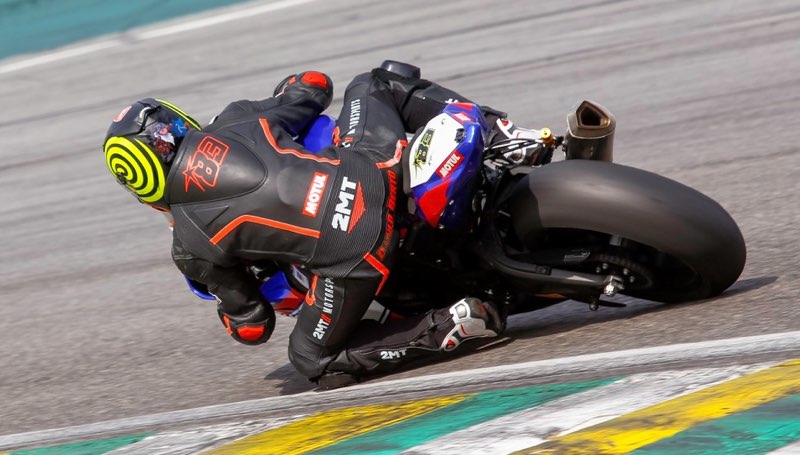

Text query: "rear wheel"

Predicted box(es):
[508, 160, 746, 302]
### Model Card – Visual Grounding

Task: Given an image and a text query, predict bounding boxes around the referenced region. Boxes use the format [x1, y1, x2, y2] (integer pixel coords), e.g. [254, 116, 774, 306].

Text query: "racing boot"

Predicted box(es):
[434, 298, 505, 352]
[491, 118, 554, 166]
[315, 298, 504, 390]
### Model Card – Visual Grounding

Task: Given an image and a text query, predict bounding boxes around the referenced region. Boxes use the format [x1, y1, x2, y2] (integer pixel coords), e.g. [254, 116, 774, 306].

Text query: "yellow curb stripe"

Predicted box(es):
[203, 394, 468, 455]
[517, 359, 800, 454]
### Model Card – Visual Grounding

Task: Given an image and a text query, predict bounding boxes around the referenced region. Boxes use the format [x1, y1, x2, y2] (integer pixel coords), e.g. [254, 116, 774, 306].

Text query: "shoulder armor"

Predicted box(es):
[166, 131, 266, 204]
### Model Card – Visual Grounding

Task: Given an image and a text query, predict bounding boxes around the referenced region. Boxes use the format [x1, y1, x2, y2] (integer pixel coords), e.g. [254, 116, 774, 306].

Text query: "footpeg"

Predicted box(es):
[588, 297, 627, 311]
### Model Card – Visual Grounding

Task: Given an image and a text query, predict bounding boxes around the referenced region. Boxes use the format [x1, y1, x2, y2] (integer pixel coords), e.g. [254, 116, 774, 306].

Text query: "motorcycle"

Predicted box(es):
[189, 63, 746, 320]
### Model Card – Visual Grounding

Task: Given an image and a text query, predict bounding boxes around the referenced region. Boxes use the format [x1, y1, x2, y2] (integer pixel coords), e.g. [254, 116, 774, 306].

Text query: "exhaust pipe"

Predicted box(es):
[564, 100, 616, 162]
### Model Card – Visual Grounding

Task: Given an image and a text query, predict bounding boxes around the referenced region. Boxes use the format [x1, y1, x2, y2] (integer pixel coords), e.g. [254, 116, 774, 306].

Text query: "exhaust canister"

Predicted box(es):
[564, 100, 616, 162]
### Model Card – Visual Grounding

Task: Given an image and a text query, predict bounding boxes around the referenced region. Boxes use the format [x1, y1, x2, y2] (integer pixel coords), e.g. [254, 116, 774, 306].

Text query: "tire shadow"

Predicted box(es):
[507, 275, 778, 340]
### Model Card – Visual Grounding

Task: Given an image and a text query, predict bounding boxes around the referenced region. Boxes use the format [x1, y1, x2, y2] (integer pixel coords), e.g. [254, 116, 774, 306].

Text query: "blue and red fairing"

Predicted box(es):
[260, 271, 305, 316]
[411, 103, 488, 230]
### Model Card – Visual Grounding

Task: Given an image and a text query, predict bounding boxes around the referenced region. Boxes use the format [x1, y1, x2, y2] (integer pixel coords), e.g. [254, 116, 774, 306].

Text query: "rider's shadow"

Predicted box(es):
[507, 275, 777, 339]
[264, 363, 318, 394]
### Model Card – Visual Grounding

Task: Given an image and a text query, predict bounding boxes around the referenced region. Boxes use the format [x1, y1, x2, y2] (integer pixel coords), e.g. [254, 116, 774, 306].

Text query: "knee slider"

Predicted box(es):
[287, 333, 327, 380]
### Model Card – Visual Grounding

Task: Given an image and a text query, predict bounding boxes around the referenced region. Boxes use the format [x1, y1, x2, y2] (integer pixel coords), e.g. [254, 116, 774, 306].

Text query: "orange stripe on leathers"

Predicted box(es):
[364, 253, 390, 295]
[210, 215, 320, 245]
[376, 140, 406, 169]
[259, 118, 340, 165]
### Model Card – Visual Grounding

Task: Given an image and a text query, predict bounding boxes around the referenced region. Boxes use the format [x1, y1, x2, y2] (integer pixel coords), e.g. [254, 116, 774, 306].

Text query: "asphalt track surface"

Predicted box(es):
[0, 0, 798, 437]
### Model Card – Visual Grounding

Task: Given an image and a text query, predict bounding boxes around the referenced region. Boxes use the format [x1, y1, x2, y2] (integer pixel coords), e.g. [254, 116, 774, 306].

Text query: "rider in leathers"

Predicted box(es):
[104, 63, 541, 387]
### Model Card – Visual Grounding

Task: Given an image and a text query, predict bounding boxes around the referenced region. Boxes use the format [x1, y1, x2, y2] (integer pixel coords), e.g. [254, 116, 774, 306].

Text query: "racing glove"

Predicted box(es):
[218, 295, 276, 346]
[273, 71, 333, 99]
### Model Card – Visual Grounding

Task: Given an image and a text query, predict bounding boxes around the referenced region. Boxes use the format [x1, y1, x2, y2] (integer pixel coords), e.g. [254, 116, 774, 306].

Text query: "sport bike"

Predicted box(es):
[189, 66, 746, 320]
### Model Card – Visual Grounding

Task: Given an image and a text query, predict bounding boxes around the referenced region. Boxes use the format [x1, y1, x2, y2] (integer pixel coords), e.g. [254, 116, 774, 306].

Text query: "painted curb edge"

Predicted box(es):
[2, 330, 799, 450]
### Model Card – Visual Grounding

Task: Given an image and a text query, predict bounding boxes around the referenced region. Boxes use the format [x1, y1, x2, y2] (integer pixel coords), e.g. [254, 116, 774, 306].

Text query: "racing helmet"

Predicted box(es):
[103, 98, 200, 211]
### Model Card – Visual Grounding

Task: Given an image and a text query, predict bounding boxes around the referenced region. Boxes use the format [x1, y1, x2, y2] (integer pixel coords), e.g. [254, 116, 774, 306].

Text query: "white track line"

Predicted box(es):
[1, 331, 798, 450]
[136, 0, 317, 40]
[105, 416, 304, 455]
[0, 0, 318, 75]
[401, 364, 771, 455]
[769, 441, 800, 454]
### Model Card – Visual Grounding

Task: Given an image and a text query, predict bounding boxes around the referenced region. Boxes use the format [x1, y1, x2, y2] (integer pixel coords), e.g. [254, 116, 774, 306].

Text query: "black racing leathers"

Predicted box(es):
[167, 68, 499, 381]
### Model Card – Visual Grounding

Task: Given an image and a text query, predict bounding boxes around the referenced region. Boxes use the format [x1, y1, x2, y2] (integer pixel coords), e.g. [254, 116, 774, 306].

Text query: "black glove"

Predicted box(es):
[273, 71, 333, 100]
[218, 296, 276, 346]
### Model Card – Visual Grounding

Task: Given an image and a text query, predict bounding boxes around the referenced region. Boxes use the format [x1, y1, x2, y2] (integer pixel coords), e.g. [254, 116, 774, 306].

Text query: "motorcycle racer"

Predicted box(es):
[103, 62, 543, 388]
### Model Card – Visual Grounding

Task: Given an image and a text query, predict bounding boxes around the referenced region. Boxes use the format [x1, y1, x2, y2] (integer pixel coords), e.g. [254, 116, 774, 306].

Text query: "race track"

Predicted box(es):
[1, 0, 799, 438]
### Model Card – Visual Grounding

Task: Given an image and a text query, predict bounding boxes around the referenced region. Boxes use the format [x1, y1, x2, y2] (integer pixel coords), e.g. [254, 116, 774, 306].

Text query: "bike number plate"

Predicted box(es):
[407, 113, 465, 188]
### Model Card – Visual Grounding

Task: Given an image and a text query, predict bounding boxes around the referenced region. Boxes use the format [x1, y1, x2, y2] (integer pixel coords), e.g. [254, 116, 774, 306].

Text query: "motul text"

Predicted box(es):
[437, 150, 463, 179]
[302, 172, 328, 217]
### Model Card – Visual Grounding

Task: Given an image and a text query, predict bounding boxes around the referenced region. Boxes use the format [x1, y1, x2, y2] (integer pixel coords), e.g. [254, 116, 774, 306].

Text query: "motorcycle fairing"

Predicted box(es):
[260, 271, 304, 316]
[301, 115, 337, 152]
[405, 103, 488, 228]
[185, 276, 216, 300]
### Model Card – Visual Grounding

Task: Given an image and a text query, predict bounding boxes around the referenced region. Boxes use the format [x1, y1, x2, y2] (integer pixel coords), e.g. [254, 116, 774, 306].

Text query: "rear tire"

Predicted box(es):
[509, 160, 746, 302]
